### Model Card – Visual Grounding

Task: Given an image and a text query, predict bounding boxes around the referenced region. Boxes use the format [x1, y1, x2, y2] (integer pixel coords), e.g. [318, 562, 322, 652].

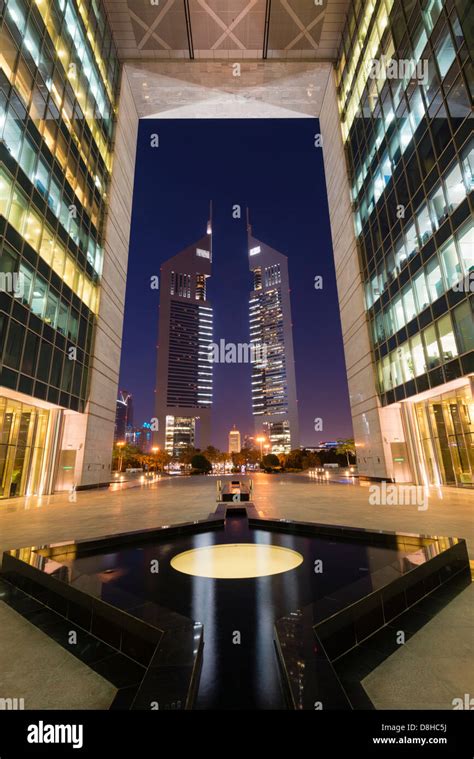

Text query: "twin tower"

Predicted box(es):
[155, 218, 299, 458]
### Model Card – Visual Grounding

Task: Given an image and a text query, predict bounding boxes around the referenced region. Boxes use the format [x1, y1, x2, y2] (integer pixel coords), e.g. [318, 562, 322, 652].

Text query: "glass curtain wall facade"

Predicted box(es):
[0, 0, 119, 496]
[337, 0, 473, 485]
[248, 232, 299, 454]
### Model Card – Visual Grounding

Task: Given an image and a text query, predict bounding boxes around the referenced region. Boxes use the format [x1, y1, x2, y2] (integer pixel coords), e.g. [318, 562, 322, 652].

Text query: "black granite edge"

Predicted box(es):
[130, 624, 204, 711]
[1, 555, 204, 710]
[313, 537, 470, 622]
[313, 541, 470, 663]
[0, 550, 201, 665]
[4, 516, 226, 561]
[0, 577, 148, 706]
[274, 617, 352, 711]
[275, 547, 470, 709]
[333, 568, 472, 709]
[248, 515, 465, 548]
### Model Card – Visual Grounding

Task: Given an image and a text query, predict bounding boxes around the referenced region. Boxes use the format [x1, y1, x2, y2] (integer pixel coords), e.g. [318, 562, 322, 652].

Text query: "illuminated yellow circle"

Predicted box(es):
[170, 543, 303, 579]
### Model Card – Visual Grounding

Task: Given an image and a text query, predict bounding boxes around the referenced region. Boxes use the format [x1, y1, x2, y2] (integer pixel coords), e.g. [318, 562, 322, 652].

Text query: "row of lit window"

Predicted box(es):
[339, 0, 395, 141]
[0, 106, 103, 274]
[0, 246, 84, 342]
[338, 0, 451, 144]
[354, 133, 472, 240]
[0, 167, 99, 312]
[348, 2, 460, 201]
[352, 15, 469, 222]
[366, 218, 472, 321]
[371, 227, 473, 346]
[377, 300, 473, 393]
[74, 0, 119, 105]
[0, 23, 109, 218]
[6, 0, 114, 169]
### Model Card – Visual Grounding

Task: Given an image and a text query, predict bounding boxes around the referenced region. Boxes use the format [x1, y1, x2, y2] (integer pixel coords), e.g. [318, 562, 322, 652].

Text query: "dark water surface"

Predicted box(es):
[59, 517, 411, 709]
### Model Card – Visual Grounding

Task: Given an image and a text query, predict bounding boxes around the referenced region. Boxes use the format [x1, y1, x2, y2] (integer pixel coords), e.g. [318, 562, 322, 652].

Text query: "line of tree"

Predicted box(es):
[112, 439, 356, 474]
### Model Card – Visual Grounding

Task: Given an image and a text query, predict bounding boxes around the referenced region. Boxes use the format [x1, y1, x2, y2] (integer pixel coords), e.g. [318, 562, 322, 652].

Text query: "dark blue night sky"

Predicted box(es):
[119, 118, 353, 449]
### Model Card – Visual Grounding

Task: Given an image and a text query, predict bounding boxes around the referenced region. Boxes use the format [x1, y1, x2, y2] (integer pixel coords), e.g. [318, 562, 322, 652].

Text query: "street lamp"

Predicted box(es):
[256, 436, 266, 459]
[117, 441, 125, 473]
[151, 446, 159, 474]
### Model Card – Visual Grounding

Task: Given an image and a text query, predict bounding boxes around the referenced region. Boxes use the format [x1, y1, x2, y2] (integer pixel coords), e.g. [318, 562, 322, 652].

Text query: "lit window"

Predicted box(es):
[402, 284, 417, 323]
[425, 256, 444, 302]
[436, 314, 458, 360]
[422, 324, 441, 369]
[439, 239, 462, 289]
[410, 334, 426, 376]
[444, 162, 466, 211]
[456, 221, 473, 274]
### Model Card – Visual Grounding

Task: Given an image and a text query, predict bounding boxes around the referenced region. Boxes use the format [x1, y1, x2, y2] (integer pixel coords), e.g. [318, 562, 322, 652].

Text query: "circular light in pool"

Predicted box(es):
[170, 543, 303, 579]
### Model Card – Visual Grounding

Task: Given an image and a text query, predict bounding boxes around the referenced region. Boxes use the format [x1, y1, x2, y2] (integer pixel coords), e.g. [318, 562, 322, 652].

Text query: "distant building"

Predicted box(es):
[228, 426, 241, 454]
[114, 390, 133, 442]
[243, 434, 255, 450]
[248, 223, 299, 454]
[126, 423, 153, 452]
[155, 219, 213, 457]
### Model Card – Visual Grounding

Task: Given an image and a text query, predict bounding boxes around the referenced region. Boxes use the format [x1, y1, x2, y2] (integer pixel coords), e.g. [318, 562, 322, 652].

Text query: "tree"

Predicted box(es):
[203, 445, 221, 464]
[190, 453, 212, 473]
[217, 451, 230, 470]
[178, 446, 198, 466]
[112, 443, 141, 472]
[241, 447, 260, 467]
[155, 449, 171, 472]
[336, 439, 356, 466]
[135, 453, 155, 472]
[262, 453, 280, 470]
[285, 448, 304, 469]
[302, 451, 321, 469]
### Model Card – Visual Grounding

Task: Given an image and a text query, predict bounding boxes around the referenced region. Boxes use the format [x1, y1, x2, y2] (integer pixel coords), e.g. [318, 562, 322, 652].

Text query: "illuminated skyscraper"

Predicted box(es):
[228, 426, 241, 454]
[248, 225, 299, 454]
[155, 221, 213, 457]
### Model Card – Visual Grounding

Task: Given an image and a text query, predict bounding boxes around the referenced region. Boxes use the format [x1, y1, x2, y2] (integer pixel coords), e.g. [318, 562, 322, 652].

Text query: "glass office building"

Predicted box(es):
[248, 231, 299, 454]
[0, 0, 120, 497]
[337, 0, 473, 485]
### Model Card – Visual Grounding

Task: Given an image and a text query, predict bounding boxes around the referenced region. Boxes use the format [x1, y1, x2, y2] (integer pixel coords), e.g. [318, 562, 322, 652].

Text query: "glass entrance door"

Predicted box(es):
[414, 385, 474, 487]
[0, 397, 50, 498]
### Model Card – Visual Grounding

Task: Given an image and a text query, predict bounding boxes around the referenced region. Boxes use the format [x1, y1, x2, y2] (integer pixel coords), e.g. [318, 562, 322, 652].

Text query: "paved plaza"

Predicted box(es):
[0, 473, 472, 710]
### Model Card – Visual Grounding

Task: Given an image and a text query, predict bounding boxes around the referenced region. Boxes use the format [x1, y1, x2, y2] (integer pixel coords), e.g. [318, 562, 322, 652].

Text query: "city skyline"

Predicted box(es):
[119, 119, 353, 452]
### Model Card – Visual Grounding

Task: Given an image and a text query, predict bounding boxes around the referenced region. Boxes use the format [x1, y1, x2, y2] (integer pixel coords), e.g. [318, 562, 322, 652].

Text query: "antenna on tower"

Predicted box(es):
[207, 200, 212, 235]
[246, 206, 252, 235]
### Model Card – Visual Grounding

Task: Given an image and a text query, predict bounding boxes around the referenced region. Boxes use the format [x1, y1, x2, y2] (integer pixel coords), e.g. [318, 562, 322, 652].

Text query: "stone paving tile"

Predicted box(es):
[363, 584, 474, 710]
[0, 602, 116, 710]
